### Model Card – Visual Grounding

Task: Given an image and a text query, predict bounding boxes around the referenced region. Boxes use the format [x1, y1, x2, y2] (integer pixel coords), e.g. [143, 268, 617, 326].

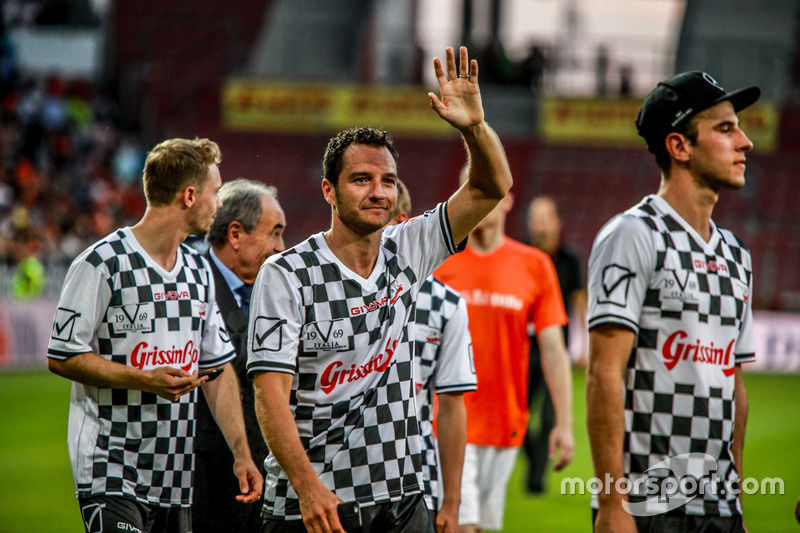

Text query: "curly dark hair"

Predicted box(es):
[322, 127, 399, 186]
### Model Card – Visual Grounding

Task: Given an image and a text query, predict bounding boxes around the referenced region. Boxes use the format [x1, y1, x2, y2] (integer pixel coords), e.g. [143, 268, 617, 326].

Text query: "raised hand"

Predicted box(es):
[428, 46, 484, 130]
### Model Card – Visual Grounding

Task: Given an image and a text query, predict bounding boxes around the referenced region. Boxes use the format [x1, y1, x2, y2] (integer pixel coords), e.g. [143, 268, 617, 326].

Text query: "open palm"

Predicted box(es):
[429, 46, 484, 129]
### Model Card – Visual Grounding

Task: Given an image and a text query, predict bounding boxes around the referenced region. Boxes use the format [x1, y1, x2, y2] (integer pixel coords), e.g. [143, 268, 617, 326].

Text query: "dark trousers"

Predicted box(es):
[261, 494, 431, 533]
[592, 509, 746, 532]
[192, 448, 265, 533]
[523, 348, 555, 492]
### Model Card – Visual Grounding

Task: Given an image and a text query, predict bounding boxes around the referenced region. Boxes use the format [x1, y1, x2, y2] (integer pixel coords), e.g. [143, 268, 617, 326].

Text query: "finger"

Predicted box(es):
[164, 366, 189, 377]
[323, 510, 343, 533]
[238, 491, 260, 503]
[303, 516, 323, 533]
[459, 46, 469, 77]
[470, 58, 479, 83]
[428, 93, 445, 116]
[235, 476, 260, 502]
[432, 57, 447, 85]
[563, 445, 575, 466]
[554, 445, 574, 471]
[240, 476, 251, 496]
[445, 46, 457, 81]
[554, 454, 568, 471]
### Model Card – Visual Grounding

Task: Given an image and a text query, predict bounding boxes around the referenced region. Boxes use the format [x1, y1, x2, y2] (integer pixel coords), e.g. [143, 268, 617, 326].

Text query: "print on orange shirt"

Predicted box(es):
[435, 237, 567, 448]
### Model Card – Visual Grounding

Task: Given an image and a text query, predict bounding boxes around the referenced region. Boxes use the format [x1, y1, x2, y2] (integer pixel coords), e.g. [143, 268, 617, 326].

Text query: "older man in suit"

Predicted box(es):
[192, 178, 286, 533]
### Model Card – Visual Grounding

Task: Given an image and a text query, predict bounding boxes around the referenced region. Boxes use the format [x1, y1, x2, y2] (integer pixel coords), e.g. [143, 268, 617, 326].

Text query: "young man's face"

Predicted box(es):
[325, 144, 398, 235]
[687, 100, 754, 191]
[187, 163, 223, 234]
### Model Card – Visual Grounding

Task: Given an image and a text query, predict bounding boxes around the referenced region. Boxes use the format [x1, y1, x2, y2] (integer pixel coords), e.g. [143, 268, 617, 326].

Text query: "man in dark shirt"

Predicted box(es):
[523, 195, 586, 494]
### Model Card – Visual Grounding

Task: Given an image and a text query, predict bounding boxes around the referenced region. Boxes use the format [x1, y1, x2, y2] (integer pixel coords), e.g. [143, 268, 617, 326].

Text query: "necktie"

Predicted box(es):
[237, 283, 253, 321]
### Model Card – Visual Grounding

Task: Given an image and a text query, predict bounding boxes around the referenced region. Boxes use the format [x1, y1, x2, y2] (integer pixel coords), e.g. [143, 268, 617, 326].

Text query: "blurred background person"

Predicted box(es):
[522, 195, 586, 495]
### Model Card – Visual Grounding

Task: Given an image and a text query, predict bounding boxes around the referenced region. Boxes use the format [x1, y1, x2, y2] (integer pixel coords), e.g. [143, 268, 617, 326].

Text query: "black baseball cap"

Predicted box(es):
[636, 71, 761, 152]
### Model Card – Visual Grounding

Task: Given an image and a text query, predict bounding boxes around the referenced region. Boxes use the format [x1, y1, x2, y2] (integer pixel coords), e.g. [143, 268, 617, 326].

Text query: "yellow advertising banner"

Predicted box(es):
[222, 79, 454, 137]
[541, 97, 779, 152]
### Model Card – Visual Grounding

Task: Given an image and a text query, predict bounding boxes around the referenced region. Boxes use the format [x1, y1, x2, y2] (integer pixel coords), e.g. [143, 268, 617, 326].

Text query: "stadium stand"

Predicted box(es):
[1, 0, 799, 313]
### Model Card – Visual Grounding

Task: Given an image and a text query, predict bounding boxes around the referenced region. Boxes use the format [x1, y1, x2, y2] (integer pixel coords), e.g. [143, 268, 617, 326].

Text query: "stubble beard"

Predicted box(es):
[338, 205, 391, 236]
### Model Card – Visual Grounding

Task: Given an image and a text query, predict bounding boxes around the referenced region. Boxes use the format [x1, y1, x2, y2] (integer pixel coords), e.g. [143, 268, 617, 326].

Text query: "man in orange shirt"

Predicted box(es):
[435, 176, 575, 533]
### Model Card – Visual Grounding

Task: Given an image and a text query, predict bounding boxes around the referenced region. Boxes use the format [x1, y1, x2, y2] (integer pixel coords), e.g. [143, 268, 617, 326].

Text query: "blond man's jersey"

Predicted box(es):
[48, 228, 235, 506]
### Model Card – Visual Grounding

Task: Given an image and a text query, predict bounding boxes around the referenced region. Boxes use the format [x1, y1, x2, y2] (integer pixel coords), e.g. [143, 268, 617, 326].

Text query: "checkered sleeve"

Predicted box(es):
[247, 260, 303, 376]
[387, 202, 464, 293]
[48, 254, 110, 359]
[433, 297, 477, 394]
[588, 214, 656, 333]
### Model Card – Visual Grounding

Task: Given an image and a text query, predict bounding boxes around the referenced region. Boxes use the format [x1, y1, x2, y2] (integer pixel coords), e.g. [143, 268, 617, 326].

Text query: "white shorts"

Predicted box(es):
[459, 444, 520, 531]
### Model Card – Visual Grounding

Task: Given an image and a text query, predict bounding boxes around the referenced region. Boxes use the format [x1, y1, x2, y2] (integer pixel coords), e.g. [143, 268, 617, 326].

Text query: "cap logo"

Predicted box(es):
[671, 108, 693, 127]
[702, 72, 723, 90]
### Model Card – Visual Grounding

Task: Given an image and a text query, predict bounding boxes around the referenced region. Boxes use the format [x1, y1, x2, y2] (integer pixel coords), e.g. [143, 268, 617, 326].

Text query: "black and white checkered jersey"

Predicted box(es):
[247, 202, 462, 520]
[47, 227, 235, 507]
[413, 275, 476, 511]
[588, 195, 755, 517]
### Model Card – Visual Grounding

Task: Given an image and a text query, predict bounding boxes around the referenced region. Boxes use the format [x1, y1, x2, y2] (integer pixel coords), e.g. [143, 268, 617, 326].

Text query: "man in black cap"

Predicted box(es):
[585, 71, 760, 532]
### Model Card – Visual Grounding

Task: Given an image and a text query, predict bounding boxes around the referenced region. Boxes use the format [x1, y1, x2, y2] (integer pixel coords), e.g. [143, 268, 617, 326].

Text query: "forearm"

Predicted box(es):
[48, 352, 149, 390]
[732, 365, 748, 488]
[203, 363, 251, 460]
[435, 393, 467, 509]
[254, 373, 323, 496]
[538, 327, 573, 429]
[586, 365, 627, 505]
[541, 349, 573, 429]
[460, 122, 513, 200]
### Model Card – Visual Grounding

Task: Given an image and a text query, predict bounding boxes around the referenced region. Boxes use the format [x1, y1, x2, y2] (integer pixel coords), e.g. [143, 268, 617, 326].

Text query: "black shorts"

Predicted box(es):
[591, 508, 745, 533]
[79, 495, 191, 533]
[261, 494, 431, 533]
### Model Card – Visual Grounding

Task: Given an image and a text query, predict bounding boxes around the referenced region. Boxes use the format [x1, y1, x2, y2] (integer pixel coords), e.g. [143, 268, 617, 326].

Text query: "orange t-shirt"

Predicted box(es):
[434, 237, 567, 447]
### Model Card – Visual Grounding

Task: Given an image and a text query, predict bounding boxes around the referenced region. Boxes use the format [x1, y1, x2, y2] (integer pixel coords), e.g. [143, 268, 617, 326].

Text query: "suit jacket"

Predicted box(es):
[195, 251, 268, 468]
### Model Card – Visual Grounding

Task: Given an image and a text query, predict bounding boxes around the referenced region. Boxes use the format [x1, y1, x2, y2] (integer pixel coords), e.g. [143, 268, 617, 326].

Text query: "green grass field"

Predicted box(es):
[1, 369, 798, 532]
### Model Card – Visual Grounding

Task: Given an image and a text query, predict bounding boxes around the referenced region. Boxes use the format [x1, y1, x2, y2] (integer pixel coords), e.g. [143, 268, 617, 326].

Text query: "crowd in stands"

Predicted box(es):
[0, 26, 146, 298]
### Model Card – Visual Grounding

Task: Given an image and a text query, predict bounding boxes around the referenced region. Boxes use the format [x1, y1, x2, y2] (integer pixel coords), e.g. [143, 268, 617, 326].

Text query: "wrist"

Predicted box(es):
[596, 478, 628, 507]
[556, 417, 573, 429]
[459, 120, 489, 141]
[441, 494, 461, 509]
[291, 468, 327, 497]
[228, 435, 252, 460]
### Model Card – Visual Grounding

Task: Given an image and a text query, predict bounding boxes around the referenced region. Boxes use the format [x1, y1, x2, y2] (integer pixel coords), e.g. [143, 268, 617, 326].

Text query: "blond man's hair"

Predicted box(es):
[142, 138, 222, 206]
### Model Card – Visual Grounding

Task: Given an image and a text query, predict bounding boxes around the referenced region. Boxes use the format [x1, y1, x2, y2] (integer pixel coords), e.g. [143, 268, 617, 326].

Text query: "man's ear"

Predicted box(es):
[227, 221, 244, 250]
[665, 132, 691, 164]
[501, 191, 515, 213]
[182, 186, 197, 208]
[322, 179, 337, 207]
